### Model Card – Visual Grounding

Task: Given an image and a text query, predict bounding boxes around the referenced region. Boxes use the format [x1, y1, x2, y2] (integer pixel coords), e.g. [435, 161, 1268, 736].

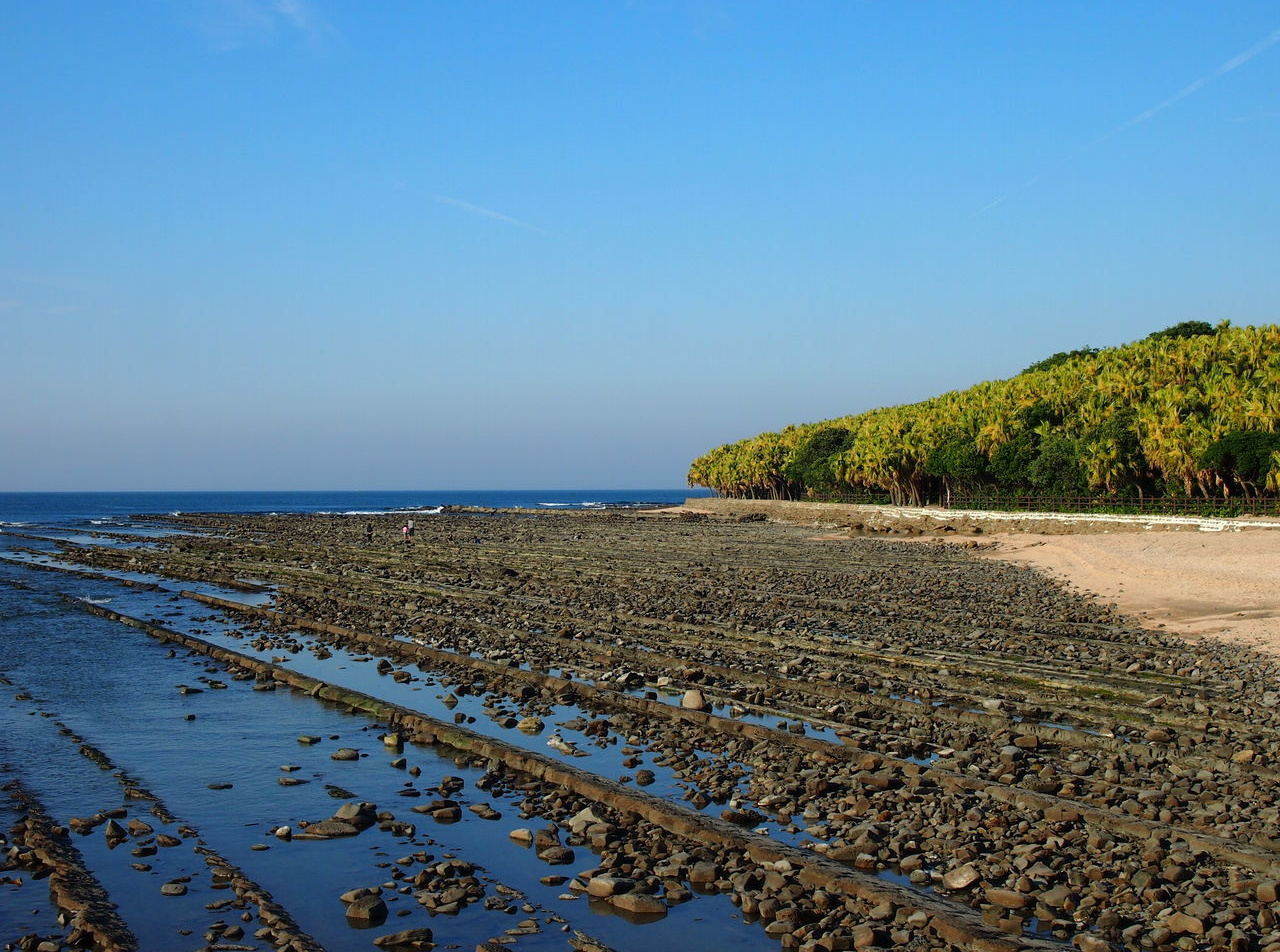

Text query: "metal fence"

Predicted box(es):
[804, 493, 1280, 517]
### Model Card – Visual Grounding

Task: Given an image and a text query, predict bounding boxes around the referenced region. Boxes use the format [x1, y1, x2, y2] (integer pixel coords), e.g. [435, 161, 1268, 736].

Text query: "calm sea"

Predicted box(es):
[0, 487, 710, 530]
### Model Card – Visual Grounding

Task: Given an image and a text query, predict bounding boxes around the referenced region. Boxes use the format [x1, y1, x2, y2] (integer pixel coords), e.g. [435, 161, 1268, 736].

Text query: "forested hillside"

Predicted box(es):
[688, 322, 1280, 504]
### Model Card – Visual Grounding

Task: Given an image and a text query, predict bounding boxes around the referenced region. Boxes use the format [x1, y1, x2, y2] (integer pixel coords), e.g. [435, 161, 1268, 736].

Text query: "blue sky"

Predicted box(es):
[4, 2, 1278, 490]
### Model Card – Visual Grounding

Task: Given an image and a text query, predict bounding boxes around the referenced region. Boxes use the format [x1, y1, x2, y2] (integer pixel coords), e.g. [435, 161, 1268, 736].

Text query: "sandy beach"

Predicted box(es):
[968, 529, 1280, 653]
[668, 498, 1280, 654]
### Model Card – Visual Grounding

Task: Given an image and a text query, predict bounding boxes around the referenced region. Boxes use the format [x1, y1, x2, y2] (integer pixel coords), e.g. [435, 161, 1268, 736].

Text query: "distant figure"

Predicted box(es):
[402, 523, 410, 543]
[407, 518, 415, 539]
[364, 522, 373, 543]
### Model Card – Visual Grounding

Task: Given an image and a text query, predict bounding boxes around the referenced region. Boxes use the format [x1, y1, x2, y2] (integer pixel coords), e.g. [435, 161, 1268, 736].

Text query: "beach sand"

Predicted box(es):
[663, 499, 1280, 654]
[967, 529, 1280, 653]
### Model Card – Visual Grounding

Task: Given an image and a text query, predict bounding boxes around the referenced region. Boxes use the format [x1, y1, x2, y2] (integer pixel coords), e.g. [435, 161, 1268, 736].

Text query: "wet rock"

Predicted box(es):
[333, 802, 378, 830]
[534, 827, 561, 851]
[568, 808, 603, 835]
[538, 846, 575, 865]
[373, 927, 435, 950]
[984, 888, 1029, 909]
[681, 689, 708, 711]
[608, 892, 665, 915]
[688, 861, 720, 884]
[331, 747, 360, 761]
[586, 875, 633, 897]
[303, 819, 361, 838]
[942, 864, 980, 890]
[346, 894, 388, 923]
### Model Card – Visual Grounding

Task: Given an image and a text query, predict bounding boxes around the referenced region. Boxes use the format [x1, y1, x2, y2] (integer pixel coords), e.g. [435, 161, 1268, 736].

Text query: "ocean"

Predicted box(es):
[0, 487, 711, 529]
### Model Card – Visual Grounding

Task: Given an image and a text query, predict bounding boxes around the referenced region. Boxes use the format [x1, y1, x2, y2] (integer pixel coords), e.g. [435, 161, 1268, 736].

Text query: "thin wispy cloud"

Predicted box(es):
[979, 26, 1280, 213]
[431, 195, 551, 236]
[198, 0, 338, 53]
[0, 300, 20, 314]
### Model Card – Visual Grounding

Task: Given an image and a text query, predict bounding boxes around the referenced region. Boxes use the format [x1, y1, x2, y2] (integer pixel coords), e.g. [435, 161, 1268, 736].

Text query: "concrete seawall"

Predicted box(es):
[678, 497, 1280, 535]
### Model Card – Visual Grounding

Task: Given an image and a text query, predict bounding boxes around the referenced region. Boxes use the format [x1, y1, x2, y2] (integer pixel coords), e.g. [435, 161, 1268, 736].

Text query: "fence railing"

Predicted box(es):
[800, 493, 1280, 518]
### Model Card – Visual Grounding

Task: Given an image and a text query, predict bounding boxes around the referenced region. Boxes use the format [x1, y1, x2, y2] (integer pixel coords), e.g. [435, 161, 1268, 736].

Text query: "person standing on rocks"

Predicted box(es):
[407, 518, 415, 539]
[364, 522, 373, 544]
[401, 523, 410, 544]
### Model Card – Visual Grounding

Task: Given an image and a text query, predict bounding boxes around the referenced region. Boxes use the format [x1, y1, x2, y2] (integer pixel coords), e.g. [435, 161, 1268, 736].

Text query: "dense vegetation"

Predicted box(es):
[688, 322, 1280, 504]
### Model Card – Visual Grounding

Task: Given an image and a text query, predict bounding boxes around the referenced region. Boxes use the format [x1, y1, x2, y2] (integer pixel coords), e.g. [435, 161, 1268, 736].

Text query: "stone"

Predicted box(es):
[681, 689, 708, 710]
[942, 864, 981, 890]
[1040, 885, 1075, 909]
[688, 861, 720, 884]
[568, 807, 603, 834]
[609, 892, 665, 915]
[1074, 937, 1112, 952]
[1165, 912, 1203, 936]
[985, 888, 1029, 909]
[331, 747, 360, 761]
[852, 924, 881, 949]
[538, 846, 575, 865]
[333, 802, 377, 828]
[303, 819, 361, 838]
[586, 876, 633, 898]
[346, 894, 388, 923]
[534, 827, 560, 851]
[372, 927, 435, 950]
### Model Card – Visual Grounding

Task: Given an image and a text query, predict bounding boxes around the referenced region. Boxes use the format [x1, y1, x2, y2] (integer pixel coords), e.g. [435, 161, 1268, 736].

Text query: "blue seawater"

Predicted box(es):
[0, 487, 711, 530]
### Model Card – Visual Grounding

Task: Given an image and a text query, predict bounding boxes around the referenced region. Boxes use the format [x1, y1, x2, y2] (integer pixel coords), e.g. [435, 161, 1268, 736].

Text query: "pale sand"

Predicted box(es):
[951, 531, 1280, 654]
[656, 500, 1280, 653]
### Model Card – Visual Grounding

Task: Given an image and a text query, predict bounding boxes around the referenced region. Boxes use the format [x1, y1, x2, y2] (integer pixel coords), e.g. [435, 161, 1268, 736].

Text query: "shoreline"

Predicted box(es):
[9, 506, 1280, 949]
[961, 531, 1280, 654]
[670, 497, 1280, 654]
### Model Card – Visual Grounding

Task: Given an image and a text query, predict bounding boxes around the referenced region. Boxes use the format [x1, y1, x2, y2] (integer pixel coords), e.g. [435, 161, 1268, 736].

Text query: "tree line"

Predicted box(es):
[688, 322, 1280, 505]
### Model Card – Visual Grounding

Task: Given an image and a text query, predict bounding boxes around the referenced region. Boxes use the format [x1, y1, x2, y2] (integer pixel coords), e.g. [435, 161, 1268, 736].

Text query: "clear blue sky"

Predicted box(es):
[4, 2, 1278, 490]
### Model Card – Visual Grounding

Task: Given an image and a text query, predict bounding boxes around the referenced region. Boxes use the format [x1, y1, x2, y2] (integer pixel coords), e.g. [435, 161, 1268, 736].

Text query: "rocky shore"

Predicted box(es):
[7, 505, 1280, 951]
